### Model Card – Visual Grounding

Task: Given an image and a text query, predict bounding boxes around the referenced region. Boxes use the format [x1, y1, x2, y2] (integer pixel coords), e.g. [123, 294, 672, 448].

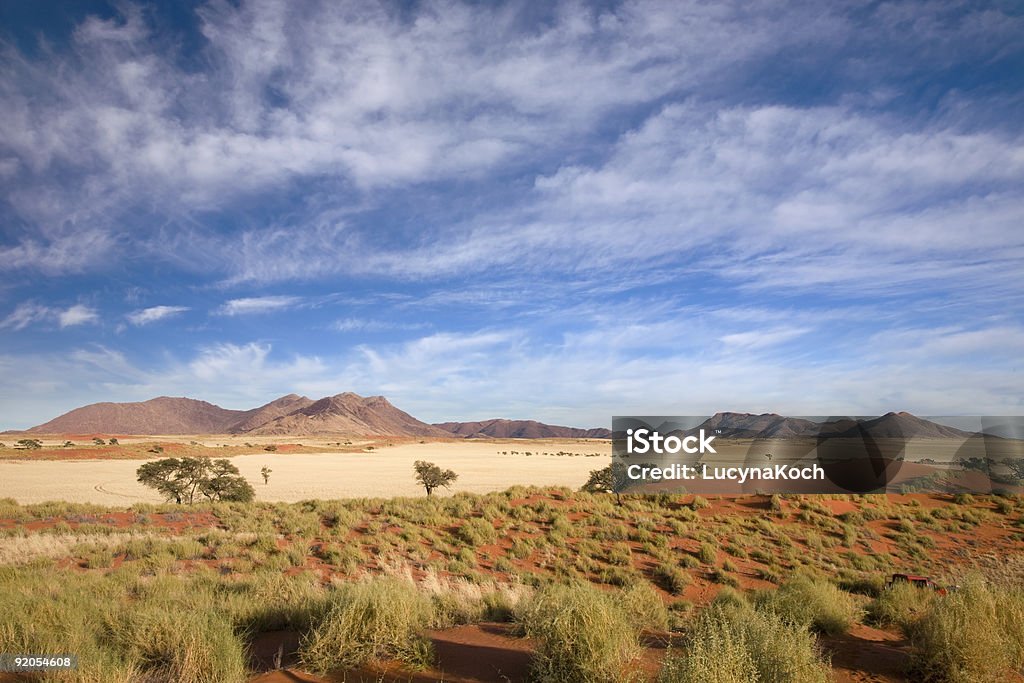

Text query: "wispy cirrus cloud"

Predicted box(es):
[0, 302, 98, 330]
[126, 305, 189, 326]
[2, 0, 1020, 288]
[216, 296, 302, 316]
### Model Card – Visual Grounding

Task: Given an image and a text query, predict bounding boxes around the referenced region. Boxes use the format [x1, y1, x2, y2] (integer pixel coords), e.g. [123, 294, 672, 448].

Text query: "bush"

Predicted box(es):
[517, 582, 640, 682]
[106, 606, 248, 683]
[658, 603, 830, 683]
[620, 582, 669, 631]
[866, 581, 934, 631]
[756, 575, 857, 635]
[299, 577, 435, 671]
[656, 563, 692, 595]
[456, 517, 498, 547]
[909, 577, 1024, 683]
[698, 542, 717, 564]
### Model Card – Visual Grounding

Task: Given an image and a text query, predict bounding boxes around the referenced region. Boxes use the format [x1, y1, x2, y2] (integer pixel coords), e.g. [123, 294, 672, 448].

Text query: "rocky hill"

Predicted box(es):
[434, 418, 611, 439]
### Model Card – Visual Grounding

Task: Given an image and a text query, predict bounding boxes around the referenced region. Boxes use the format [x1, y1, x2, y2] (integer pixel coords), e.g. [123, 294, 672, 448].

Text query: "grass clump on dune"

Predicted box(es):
[755, 574, 857, 635]
[299, 576, 435, 672]
[104, 606, 247, 683]
[659, 603, 831, 683]
[908, 576, 1024, 683]
[516, 582, 641, 683]
[0, 566, 249, 683]
[866, 580, 934, 631]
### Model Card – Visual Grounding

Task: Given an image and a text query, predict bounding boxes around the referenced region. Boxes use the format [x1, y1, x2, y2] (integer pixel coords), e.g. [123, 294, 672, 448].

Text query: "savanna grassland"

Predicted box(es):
[2, 487, 1024, 682]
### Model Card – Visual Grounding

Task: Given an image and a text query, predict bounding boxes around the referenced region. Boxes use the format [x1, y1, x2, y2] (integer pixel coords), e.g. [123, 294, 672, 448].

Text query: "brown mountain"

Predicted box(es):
[247, 393, 452, 437]
[691, 412, 821, 439]
[826, 412, 974, 440]
[434, 419, 611, 439]
[227, 394, 314, 433]
[682, 412, 974, 440]
[27, 396, 247, 434]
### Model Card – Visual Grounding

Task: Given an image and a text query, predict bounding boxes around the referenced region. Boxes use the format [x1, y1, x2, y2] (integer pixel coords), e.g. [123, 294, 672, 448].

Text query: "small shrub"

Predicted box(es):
[299, 577, 434, 671]
[517, 582, 640, 682]
[909, 577, 1024, 683]
[655, 563, 692, 595]
[620, 582, 669, 631]
[697, 542, 717, 565]
[658, 603, 830, 683]
[756, 575, 857, 635]
[691, 496, 710, 510]
[867, 581, 934, 631]
[456, 518, 497, 547]
[107, 606, 248, 683]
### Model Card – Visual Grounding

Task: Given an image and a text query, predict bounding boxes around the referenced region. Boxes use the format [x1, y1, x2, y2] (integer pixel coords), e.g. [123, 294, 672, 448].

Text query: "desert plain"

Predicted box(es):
[0, 436, 608, 504]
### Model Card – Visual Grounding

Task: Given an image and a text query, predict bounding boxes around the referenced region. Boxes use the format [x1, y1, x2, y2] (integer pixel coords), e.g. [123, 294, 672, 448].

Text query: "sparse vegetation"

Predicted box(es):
[0, 482, 1020, 682]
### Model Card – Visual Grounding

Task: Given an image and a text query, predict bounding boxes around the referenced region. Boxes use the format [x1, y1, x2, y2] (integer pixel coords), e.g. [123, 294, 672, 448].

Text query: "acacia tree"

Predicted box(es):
[1003, 458, 1024, 483]
[136, 457, 254, 504]
[581, 462, 628, 505]
[413, 460, 457, 496]
[201, 459, 255, 502]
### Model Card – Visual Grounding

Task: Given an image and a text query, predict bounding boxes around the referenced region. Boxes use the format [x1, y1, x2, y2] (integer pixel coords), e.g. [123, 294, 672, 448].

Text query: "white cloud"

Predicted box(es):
[216, 296, 302, 316]
[332, 318, 425, 332]
[2, 315, 1023, 430]
[57, 305, 99, 328]
[0, 302, 53, 331]
[0, 302, 98, 330]
[4, 0, 1018, 285]
[126, 305, 189, 326]
[719, 327, 811, 350]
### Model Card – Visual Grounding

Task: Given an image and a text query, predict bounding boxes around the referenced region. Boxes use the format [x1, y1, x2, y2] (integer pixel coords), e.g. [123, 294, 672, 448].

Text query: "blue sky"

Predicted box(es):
[1, 0, 1022, 429]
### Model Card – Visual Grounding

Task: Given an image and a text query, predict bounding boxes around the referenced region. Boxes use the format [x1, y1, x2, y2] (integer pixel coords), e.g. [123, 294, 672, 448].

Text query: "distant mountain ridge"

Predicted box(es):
[27, 400, 975, 440]
[25, 394, 605, 438]
[27, 396, 249, 435]
[661, 411, 977, 440]
[433, 419, 611, 439]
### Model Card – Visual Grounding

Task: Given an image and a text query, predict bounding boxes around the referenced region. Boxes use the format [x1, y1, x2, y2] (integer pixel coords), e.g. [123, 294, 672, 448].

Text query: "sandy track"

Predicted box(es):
[0, 440, 608, 504]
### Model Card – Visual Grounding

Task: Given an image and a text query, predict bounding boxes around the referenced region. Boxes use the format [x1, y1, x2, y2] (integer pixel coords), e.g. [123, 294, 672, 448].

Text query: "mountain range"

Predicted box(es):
[650, 411, 976, 440]
[432, 418, 612, 439]
[24, 394, 610, 438]
[23, 398, 981, 441]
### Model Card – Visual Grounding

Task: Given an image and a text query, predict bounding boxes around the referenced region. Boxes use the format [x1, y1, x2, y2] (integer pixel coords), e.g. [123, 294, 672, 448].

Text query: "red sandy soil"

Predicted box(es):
[247, 624, 921, 683]
[249, 623, 534, 683]
[823, 624, 911, 683]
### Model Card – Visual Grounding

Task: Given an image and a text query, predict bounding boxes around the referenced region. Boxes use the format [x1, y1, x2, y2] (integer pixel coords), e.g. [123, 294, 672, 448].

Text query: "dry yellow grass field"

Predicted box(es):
[0, 438, 608, 504]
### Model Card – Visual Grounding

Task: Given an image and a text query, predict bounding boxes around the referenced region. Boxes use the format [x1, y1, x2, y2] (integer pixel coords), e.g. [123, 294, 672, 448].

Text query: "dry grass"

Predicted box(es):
[299, 575, 435, 671]
[0, 439, 608, 503]
[517, 582, 642, 683]
[659, 603, 831, 683]
[908, 575, 1024, 682]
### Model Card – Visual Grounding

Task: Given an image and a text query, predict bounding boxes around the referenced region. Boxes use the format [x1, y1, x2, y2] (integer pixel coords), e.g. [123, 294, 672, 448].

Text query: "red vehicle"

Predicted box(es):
[887, 573, 950, 596]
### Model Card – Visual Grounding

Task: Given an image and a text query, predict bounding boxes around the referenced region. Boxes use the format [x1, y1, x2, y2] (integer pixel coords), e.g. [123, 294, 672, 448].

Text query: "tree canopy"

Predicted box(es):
[136, 457, 254, 504]
[413, 460, 458, 496]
